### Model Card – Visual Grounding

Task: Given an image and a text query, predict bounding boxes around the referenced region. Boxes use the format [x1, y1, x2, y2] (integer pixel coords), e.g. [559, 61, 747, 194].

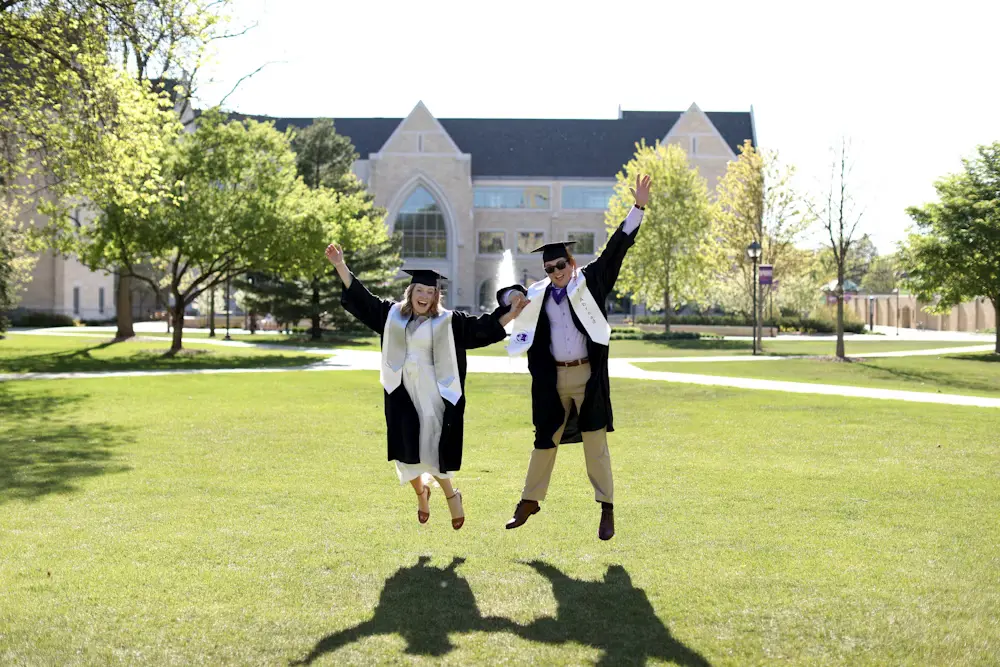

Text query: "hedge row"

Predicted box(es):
[635, 314, 866, 334]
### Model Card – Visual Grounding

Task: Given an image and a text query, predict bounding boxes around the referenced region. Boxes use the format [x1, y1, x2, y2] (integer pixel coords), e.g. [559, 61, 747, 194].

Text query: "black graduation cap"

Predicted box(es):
[531, 241, 577, 263]
[402, 269, 446, 287]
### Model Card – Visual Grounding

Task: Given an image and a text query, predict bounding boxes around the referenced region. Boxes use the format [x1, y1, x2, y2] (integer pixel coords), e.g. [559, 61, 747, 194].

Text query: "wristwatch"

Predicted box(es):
[634, 204, 645, 211]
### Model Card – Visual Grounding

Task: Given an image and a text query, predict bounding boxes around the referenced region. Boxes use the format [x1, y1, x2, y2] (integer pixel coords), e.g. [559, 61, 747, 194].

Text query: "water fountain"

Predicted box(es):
[496, 249, 516, 333]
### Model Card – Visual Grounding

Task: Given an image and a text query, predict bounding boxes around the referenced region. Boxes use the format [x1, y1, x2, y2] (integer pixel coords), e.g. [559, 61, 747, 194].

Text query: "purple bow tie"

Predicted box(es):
[552, 287, 567, 304]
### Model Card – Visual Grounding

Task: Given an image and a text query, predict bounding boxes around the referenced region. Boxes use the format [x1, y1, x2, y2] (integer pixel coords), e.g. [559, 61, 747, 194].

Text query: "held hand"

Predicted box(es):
[325, 242, 345, 266]
[628, 174, 652, 208]
[509, 296, 531, 317]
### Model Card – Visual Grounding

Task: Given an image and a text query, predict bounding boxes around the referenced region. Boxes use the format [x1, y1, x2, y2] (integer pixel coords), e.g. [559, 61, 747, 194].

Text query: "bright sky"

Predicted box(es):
[196, 0, 999, 254]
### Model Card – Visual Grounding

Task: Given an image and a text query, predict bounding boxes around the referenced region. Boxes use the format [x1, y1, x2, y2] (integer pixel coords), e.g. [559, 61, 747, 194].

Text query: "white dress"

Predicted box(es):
[394, 316, 453, 484]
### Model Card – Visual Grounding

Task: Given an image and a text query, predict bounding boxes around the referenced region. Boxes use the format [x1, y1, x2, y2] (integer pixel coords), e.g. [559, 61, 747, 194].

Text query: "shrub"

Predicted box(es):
[8, 310, 76, 327]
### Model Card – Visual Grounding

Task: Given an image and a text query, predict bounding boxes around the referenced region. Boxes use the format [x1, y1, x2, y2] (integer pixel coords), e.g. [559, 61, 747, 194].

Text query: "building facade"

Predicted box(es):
[16, 100, 756, 318]
[848, 293, 997, 332]
[258, 101, 756, 312]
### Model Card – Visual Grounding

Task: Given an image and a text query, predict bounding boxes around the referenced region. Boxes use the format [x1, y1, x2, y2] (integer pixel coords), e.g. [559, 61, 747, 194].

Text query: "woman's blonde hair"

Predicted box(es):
[399, 284, 443, 317]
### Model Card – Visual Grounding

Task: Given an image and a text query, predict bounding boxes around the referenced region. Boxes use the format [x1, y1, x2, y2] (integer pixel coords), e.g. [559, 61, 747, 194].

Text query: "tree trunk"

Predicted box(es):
[115, 272, 135, 340]
[663, 280, 671, 332]
[208, 290, 216, 338]
[169, 296, 185, 354]
[994, 297, 999, 355]
[835, 280, 846, 359]
[310, 277, 321, 340]
[250, 311, 257, 334]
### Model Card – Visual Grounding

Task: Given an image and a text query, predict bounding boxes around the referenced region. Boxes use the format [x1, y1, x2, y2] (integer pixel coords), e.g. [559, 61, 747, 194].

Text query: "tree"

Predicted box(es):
[714, 141, 813, 351]
[240, 119, 400, 339]
[0, 200, 38, 333]
[900, 142, 1000, 354]
[843, 233, 879, 286]
[605, 141, 717, 331]
[292, 119, 362, 193]
[120, 110, 320, 353]
[1, 1, 240, 340]
[1, 3, 166, 333]
[773, 247, 825, 318]
[861, 254, 898, 294]
[236, 185, 401, 336]
[809, 139, 865, 359]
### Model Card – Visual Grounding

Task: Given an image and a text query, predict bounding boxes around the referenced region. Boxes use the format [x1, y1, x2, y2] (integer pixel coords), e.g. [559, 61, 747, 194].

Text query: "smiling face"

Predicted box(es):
[410, 284, 438, 316]
[544, 256, 576, 288]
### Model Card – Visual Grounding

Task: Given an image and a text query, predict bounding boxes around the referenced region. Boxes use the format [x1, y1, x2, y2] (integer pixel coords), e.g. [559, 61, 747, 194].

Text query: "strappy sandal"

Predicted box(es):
[445, 490, 465, 530]
[416, 485, 431, 524]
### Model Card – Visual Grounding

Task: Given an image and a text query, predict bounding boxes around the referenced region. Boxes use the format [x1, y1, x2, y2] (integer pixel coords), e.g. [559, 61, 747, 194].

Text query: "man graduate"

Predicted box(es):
[500, 174, 652, 541]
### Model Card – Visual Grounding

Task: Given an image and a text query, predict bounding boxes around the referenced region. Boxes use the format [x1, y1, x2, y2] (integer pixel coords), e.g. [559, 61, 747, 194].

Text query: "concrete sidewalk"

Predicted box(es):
[3, 347, 998, 410]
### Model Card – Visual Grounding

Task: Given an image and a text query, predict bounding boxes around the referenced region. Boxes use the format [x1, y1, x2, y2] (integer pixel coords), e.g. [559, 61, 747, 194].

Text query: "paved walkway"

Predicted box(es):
[3, 344, 999, 409]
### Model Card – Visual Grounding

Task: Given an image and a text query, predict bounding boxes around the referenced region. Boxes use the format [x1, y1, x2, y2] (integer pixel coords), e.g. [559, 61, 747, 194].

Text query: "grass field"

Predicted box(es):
[0, 335, 322, 373]
[14, 330, 989, 362]
[635, 353, 1000, 398]
[1, 370, 998, 665]
[466, 338, 988, 359]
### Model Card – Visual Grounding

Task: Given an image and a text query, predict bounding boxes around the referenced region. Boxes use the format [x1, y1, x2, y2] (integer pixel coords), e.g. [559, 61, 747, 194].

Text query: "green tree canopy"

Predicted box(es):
[126, 110, 321, 353]
[713, 142, 813, 348]
[901, 141, 1000, 353]
[605, 141, 718, 331]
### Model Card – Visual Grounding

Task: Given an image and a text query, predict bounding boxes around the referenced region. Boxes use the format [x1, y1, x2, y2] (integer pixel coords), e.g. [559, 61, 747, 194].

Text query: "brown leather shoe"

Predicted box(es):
[505, 500, 540, 530]
[599, 505, 614, 541]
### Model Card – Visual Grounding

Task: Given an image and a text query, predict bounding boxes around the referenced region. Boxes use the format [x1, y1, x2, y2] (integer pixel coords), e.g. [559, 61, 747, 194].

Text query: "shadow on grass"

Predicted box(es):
[953, 353, 1000, 363]
[293, 557, 709, 666]
[628, 338, 754, 353]
[0, 384, 132, 504]
[0, 342, 321, 374]
[248, 333, 378, 349]
[856, 356, 1000, 395]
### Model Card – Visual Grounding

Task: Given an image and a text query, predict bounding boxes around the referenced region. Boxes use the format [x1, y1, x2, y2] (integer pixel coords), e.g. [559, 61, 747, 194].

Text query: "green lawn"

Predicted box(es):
[636, 353, 1000, 399]
[0, 334, 323, 373]
[141, 330, 383, 351]
[464, 337, 986, 359]
[1, 371, 998, 664]
[52, 328, 989, 360]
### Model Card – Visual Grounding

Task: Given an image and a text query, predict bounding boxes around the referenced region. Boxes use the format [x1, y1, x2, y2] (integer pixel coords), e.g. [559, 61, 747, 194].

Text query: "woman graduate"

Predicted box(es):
[326, 242, 527, 530]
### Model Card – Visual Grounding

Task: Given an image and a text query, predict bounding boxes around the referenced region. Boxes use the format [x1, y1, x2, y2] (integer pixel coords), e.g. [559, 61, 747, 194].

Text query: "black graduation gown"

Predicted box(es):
[341, 274, 512, 473]
[499, 218, 639, 450]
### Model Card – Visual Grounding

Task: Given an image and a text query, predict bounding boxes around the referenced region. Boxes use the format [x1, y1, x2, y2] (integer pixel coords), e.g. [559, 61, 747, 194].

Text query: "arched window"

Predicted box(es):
[395, 186, 447, 258]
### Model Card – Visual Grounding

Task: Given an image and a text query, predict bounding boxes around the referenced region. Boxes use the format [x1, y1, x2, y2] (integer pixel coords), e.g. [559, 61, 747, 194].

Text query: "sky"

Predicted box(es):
[194, 0, 1000, 254]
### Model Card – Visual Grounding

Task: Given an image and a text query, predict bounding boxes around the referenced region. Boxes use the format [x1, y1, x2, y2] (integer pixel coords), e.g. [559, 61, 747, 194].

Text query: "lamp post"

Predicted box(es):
[224, 277, 232, 341]
[746, 240, 762, 355]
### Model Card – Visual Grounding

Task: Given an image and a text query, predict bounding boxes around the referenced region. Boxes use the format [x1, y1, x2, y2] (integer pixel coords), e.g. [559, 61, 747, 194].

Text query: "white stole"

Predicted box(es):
[380, 304, 462, 405]
[506, 271, 611, 357]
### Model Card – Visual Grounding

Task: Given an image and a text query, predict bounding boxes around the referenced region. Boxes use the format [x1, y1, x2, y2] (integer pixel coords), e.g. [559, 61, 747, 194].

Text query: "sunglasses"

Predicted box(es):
[544, 259, 569, 274]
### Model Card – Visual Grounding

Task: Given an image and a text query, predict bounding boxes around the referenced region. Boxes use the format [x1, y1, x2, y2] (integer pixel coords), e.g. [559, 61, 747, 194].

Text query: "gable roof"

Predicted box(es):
[228, 110, 755, 178]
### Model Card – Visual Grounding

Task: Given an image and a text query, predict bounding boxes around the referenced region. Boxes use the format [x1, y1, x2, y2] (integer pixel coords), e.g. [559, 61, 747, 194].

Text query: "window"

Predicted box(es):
[478, 231, 505, 255]
[396, 186, 447, 258]
[517, 231, 545, 255]
[567, 231, 596, 255]
[474, 186, 550, 209]
[691, 137, 698, 155]
[98, 287, 105, 314]
[73, 287, 80, 315]
[562, 185, 614, 210]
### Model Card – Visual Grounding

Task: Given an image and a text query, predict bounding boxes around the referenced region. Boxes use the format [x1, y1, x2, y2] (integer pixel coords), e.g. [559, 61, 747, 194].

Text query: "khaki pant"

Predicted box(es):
[521, 363, 613, 504]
